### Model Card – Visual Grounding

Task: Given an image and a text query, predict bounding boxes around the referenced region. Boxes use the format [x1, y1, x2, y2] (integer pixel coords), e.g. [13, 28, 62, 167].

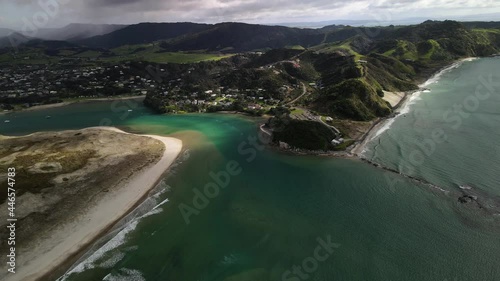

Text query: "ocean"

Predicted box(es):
[1, 58, 499, 281]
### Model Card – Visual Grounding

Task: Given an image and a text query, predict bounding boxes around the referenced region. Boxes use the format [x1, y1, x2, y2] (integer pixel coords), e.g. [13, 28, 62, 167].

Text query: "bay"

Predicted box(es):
[1, 58, 499, 281]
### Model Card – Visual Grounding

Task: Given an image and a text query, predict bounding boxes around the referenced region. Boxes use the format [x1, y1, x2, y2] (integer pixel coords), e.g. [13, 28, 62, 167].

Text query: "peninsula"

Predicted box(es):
[0, 128, 182, 281]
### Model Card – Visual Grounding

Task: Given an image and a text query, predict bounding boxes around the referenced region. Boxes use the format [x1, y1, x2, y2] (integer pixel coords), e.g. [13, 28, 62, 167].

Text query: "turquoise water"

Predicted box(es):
[1, 59, 499, 281]
[0, 98, 154, 136]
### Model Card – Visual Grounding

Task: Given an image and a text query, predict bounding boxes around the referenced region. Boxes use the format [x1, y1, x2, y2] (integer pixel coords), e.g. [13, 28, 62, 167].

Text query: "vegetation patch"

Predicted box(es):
[313, 79, 391, 121]
[269, 116, 336, 151]
[0, 149, 96, 203]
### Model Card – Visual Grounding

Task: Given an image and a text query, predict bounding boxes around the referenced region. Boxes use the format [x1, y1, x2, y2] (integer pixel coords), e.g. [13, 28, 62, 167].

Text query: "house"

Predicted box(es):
[248, 104, 262, 110]
[331, 138, 345, 146]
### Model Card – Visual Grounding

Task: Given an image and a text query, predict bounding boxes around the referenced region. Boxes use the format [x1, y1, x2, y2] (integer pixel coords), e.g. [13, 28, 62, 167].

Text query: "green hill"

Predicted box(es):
[270, 117, 337, 151]
[160, 22, 324, 52]
[4, 20, 500, 127]
[312, 79, 391, 121]
[76, 22, 212, 48]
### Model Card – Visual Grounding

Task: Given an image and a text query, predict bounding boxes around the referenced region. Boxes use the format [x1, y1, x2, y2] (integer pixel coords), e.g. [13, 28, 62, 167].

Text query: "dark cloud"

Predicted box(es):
[0, 0, 499, 29]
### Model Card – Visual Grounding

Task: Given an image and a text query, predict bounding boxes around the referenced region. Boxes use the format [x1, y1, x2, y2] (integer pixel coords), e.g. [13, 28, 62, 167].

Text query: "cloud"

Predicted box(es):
[0, 0, 499, 29]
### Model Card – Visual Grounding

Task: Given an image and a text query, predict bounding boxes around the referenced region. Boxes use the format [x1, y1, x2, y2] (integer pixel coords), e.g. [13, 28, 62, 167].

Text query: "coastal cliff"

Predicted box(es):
[137, 21, 500, 151]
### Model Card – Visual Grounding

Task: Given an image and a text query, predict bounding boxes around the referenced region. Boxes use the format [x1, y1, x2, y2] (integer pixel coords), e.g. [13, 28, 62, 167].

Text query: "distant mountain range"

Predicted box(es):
[272, 12, 500, 28]
[35, 23, 126, 41]
[0, 32, 31, 48]
[2, 19, 500, 147]
[140, 20, 500, 122]
[0, 28, 14, 38]
[1, 20, 500, 52]
[158, 22, 328, 52]
[0, 23, 125, 47]
[74, 22, 211, 48]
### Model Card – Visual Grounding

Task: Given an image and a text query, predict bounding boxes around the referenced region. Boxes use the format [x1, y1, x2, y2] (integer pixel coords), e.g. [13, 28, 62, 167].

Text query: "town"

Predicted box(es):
[0, 59, 304, 115]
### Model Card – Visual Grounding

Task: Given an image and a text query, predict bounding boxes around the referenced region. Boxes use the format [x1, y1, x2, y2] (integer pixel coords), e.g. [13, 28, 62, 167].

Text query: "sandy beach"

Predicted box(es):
[350, 90, 412, 156]
[383, 91, 405, 107]
[350, 118, 385, 156]
[350, 58, 478, 157]
[2, 128, 182, 281]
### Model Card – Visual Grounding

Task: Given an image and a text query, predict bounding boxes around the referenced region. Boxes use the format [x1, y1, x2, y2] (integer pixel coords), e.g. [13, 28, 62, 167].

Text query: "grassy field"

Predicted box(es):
[0, 53, 52, 65]
[133, 52, 232, 64]
[472, 29, 500, 47]
[473, 28, 500, 35]
[104, 43, 233, 63]
[74, 50, 102, 58]
[0, 48, 53, 65]
[286, 45, 305, 50]
[420, 39, 440, 59]
[314, 40, 364, 61]
[94, 51, 232, 64]
[383, 39, 439, 61]
[290, 108, 305, 116]
[0, 43, 234, 65]
[394, 40, 418, 61]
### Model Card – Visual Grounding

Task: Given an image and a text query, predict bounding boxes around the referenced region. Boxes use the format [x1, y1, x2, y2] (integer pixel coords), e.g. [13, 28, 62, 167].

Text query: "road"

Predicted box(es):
[289, 106, 341, 136]
[317, 116, 340, 135]
[286, 82, 307, 106]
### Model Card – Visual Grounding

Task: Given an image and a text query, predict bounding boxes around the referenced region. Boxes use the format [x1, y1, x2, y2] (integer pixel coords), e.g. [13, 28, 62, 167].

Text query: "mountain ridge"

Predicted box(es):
[36, 23, 127, 41]
[2, 20, 500, 150]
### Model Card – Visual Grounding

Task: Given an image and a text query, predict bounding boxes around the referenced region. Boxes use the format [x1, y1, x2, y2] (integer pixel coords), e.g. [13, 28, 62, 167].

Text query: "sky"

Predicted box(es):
[0, 0, 499, 30]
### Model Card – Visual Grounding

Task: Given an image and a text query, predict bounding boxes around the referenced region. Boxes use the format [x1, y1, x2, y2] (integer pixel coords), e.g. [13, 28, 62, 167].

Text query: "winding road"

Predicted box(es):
[285, 82, 307, 106]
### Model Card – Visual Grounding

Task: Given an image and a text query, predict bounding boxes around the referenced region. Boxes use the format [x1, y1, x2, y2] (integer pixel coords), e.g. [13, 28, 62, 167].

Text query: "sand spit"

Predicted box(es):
[0, 127, 182, 281]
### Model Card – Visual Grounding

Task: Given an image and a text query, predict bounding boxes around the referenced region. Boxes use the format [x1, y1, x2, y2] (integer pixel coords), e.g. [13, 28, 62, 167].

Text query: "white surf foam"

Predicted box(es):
[153, 198, 169, 210]
[58, 204, 166, 280]
[420, 57, 477, 88]
[141, 207, 163, 218]
[98, 252, 126, 268]
[370, 89, 423, 139]
[58, 184, 171, 280]
[369, 58, 477, 141]
[459, 185, 473, 190]
[58, 220, 140, 280]
[102, 268, 146, 281]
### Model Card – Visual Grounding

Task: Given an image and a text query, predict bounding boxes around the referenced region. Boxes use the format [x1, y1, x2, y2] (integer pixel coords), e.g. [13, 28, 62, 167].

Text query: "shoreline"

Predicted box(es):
[349, 90, 412, 157]
[350, 57, 478, 157]
[5, 127, 183, 281]
[1, 95, 145, 115]
[268, 57, 479, 159]
[261, 91, 413, 159]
